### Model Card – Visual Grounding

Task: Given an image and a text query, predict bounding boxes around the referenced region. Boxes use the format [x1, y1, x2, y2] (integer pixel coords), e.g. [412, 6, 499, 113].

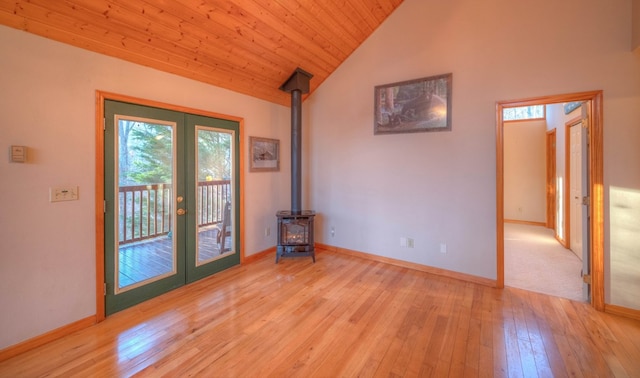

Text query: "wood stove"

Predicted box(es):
[276, 210, 315, 263]
[276, 68, 316, 263]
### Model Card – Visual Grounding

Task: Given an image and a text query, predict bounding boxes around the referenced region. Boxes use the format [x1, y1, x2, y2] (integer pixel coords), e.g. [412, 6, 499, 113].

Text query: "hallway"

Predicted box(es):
[505, 223, 584, 302]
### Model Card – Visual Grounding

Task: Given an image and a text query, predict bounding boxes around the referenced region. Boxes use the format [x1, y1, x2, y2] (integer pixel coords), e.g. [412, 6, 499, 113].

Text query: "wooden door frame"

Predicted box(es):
[95, 91, 245, 321]
[546, 129, 556, 231]
[496, 90, 604, 311]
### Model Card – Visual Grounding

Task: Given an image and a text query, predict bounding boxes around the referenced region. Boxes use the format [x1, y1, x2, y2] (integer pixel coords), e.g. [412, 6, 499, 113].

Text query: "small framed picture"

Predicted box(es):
[249, 136, 280, 172]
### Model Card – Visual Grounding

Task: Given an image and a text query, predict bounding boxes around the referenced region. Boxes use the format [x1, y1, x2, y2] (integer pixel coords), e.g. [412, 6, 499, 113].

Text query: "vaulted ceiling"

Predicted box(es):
[0, 0, 403, 106]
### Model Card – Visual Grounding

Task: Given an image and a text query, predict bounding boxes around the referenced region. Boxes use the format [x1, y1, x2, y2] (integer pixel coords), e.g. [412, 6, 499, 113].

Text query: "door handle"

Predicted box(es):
[177, 208, 186, 216]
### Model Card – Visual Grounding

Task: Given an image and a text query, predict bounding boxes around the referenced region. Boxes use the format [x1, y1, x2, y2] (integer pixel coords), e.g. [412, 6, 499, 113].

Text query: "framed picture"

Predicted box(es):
[374, 73, 452, 135]
[249, 136, 280, 172]
[564, 101, 582, 114]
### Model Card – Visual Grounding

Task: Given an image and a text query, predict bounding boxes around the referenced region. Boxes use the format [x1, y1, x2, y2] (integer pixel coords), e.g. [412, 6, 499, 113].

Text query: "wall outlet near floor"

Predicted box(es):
[264, 227, 270, 237]
[440, 243, 447, 254]
[330, 226, 335, 237]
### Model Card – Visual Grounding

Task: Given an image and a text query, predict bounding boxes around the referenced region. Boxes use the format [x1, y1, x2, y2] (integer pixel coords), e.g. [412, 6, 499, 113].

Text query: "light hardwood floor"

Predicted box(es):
[1, 249, 639, 377]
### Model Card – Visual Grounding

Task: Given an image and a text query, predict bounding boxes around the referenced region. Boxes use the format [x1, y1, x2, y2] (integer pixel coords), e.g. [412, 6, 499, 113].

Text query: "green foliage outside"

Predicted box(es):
[118, 120, 231, 185]
[197, 130, 231, 182]
[118, 120, 172, 186]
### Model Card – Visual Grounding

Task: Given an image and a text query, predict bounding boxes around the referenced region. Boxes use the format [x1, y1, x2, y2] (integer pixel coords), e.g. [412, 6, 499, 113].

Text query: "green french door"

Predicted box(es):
[104, 100, 240, 315]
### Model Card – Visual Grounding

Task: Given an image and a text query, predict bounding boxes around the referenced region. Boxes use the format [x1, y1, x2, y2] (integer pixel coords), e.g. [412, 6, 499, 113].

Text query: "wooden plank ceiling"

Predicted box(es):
[0, 0, 403, 106]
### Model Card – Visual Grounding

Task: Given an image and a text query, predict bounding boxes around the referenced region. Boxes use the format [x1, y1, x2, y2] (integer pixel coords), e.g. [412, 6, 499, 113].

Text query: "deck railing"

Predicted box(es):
[197, 180, 231, 227]
[118, 180, 231, 245]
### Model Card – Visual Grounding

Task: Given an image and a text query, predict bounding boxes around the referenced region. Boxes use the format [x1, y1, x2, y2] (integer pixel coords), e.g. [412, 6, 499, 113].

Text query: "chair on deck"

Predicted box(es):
[216, 201, 232, 253]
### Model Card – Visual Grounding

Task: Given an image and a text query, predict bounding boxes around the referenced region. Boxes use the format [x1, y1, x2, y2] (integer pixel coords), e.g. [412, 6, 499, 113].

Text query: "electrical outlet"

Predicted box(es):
[264, 227, 270, 237]
[440, 243, 447, 254]
[331, 227, 335, 237]
[400, 237, 407, 247]
[407, 238, 414, 248]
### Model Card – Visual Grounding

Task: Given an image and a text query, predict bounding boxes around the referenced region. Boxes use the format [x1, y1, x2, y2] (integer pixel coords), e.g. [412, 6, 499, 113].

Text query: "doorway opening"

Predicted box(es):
[496, 91, 604, 310]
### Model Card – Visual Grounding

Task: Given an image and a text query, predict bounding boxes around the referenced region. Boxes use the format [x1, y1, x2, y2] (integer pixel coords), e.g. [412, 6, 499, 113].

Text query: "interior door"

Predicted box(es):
[579, 103, 591, 301]
[569, 123, 583, 256]
[569, 106, 591, 301]
[104, 100, 240, 315]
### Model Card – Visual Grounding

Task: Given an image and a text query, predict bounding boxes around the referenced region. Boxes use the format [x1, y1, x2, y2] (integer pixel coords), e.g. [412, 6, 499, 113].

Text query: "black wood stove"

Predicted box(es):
[276, 68, 316, 263]
[276, 210, 315, 263]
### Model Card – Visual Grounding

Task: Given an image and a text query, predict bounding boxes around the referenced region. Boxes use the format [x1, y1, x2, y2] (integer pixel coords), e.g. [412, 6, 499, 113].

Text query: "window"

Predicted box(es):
[503, 105, 545, 121]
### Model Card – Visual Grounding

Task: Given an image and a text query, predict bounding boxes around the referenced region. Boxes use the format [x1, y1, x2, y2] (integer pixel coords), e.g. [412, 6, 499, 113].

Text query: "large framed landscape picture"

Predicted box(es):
[374, 73, 452, 135]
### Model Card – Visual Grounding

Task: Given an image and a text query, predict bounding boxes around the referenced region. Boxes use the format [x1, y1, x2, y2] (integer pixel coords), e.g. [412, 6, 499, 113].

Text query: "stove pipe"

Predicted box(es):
[280, 68, 313, 214]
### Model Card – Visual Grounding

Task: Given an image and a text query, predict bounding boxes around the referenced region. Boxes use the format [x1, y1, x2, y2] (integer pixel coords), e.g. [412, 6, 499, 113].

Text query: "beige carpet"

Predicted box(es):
[505, 223, 585, 302]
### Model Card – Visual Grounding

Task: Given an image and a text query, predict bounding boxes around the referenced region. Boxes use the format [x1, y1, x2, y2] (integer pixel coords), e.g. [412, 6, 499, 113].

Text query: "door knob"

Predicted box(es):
[177, 208, 186, 216]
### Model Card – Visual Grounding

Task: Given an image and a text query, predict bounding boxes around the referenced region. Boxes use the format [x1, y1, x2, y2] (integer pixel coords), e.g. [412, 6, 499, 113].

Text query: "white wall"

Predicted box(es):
[0, 26, 292, 349]
[504, 120, 547, 223]
[306, 0, 640, 309]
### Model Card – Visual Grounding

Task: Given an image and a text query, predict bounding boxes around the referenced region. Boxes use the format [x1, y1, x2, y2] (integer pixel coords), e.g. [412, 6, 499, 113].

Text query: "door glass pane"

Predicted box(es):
[196, 127, 233, 264]
[116, 116, 177, 291]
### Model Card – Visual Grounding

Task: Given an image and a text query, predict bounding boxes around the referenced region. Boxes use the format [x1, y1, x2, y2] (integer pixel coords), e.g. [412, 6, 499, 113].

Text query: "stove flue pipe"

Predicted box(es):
[279, 68, 313, 214]
[290, 88, 302, 213]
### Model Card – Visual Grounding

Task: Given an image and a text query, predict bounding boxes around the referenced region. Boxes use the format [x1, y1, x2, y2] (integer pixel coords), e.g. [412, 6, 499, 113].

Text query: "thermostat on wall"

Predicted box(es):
[10, 145, 27, 163]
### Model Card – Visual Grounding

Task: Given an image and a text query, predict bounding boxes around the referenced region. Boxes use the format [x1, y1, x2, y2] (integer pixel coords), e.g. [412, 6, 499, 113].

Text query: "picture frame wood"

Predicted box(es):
[374, 73, 452, 135]
[249, 136, 280, 172]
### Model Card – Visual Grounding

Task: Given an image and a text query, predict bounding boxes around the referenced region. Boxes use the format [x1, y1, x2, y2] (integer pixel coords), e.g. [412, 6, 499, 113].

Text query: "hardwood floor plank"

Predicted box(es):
[560, 299, 616, 377]
[1, 252, 639, 377]
[518, 292, 553, 377]
[575, 300, 640, 376]
[337, 272, 426, 377]
[449, 301, 472, 376]
[552, 331, 586, 377]
[603, 315, 640, 375]
[516, 337, 538, 378]
[492, 305, 509, 377]
[478, 344, 494, 378]
[464, 316, 481, 375]
[307, 267, 413, 376]
[384, 278, 435, 376]
[431, 283, 466, 375]
[424, 324, 450, 371]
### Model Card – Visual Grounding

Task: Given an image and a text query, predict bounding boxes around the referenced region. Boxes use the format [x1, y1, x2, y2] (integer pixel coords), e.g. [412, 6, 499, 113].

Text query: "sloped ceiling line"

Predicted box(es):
[0, 0, 404, 106]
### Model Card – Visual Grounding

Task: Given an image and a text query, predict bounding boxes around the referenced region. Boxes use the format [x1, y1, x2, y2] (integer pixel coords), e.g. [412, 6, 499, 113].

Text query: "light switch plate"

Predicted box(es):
[50, 186, 79, 202]
[10, 145, 26, 163]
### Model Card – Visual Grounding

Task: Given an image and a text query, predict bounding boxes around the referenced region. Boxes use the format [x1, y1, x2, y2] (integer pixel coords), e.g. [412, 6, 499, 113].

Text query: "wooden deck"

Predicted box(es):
[118, 227, 230, 288]
[1, 249, 639, 376]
